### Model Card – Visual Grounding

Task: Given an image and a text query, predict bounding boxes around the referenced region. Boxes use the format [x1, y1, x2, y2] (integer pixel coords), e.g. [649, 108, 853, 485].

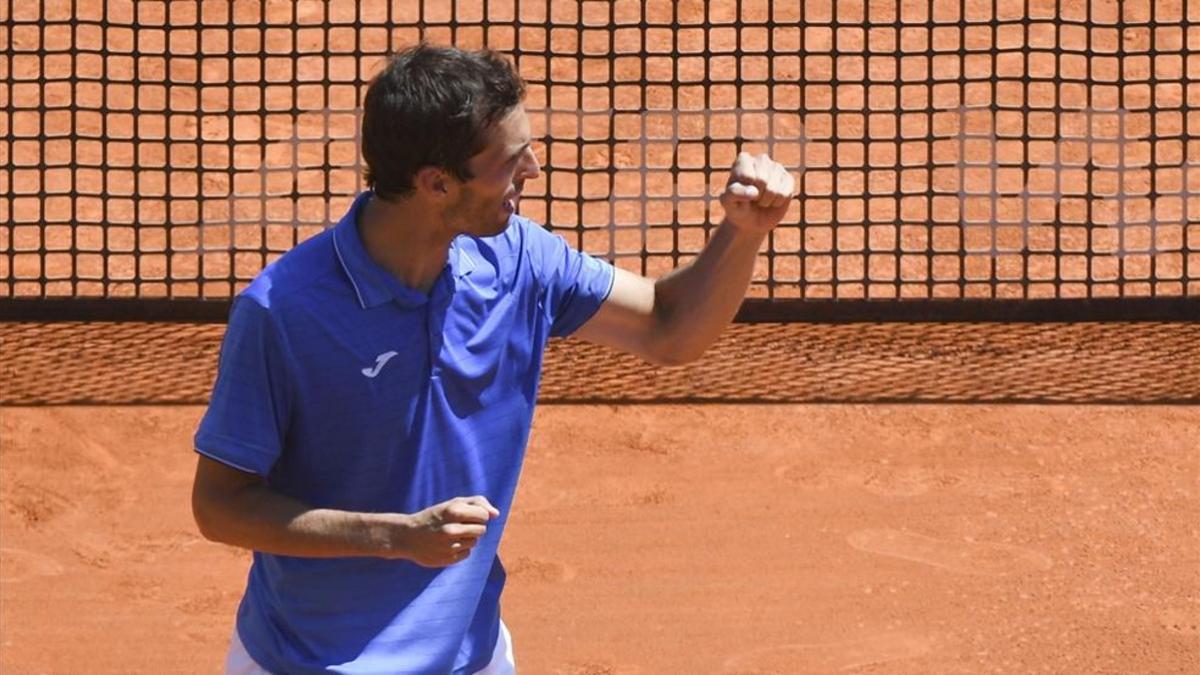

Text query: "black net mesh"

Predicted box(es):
[3, 0, 1198, 310]
[4, 2, 1196, 405]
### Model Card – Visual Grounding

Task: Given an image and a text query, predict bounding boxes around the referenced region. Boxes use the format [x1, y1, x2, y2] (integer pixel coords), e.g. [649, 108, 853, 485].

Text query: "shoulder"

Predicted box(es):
[234, 227, 355, 331]
[238, 229, 344, 316]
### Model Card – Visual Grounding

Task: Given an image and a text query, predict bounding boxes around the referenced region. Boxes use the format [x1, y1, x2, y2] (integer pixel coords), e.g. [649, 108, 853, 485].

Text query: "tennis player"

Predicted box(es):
[191, 44, 796, 674]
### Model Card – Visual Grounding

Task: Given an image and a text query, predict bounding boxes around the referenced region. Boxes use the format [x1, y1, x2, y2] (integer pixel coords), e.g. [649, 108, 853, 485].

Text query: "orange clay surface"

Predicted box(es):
[1, 404, 1196, 673]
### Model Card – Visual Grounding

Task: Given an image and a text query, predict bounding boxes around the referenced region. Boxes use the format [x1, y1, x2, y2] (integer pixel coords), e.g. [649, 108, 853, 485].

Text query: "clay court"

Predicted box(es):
[1, 402, 1198, 672]
[3, 0, 1199, 672]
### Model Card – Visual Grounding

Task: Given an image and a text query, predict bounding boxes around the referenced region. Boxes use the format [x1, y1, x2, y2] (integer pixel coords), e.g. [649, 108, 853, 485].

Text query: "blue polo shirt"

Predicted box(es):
[194, 191, 614, 674]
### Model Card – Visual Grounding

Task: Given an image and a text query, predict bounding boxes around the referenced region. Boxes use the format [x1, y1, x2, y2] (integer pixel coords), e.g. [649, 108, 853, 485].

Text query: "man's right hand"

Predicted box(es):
[392, 496, 500, 567]
[193, 455, 502, 562]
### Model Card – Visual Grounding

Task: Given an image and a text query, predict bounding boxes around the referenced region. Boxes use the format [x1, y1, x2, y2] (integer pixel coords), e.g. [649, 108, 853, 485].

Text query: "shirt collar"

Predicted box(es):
[332, 191, 474, 310]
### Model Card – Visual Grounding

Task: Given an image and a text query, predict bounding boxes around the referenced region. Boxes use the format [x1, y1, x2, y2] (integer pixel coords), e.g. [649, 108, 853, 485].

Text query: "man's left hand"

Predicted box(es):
[719, 152, 799, 234]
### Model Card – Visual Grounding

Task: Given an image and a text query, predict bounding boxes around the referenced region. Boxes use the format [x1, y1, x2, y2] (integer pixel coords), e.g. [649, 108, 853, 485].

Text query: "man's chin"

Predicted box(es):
[485, 212, 515, 236]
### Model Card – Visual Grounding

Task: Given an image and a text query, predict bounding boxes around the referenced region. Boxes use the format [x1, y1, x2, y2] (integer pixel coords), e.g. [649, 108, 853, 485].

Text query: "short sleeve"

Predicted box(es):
[523, 219, 616, 338]
[193, 296, 292, 476]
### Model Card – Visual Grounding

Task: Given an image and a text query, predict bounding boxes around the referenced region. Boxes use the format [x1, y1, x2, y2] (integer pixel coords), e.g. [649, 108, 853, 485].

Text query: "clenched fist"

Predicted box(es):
[719, 152, 798, 234]
[390, 495, 500, 567]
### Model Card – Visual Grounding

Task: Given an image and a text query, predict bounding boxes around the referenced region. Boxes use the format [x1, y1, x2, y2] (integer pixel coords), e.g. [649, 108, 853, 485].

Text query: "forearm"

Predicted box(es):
[193, 482, 401, 559]
[652, 219, 768, 361]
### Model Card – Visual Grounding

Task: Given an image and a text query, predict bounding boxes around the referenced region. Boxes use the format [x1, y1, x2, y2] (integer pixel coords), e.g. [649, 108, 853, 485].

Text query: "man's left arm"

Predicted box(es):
[574, 152, 798, 366]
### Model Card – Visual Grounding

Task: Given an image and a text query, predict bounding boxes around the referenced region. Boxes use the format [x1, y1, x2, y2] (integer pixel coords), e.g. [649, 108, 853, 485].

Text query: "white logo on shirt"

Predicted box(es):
[362, 351, 399, 378]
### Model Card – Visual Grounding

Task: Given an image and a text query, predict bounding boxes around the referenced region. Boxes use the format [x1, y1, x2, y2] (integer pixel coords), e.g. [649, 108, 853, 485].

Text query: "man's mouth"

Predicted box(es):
[503, 189, 522, 213]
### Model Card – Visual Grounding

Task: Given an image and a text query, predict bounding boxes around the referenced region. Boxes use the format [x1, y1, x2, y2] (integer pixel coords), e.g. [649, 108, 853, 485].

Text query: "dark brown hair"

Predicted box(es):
[361, 44, 526, 199]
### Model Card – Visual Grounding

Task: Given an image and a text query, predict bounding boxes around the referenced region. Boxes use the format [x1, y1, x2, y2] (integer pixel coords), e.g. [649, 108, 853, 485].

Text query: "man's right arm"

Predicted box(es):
[191, 455, 498, 567]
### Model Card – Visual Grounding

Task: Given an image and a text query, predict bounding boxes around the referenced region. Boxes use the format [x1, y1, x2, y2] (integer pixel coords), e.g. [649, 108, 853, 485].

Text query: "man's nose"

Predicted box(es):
[519, 146, 541, 180]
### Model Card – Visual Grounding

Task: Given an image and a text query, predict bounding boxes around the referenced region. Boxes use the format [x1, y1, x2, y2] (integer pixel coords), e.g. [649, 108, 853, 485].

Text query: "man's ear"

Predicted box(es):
[413, 166, 453, 199]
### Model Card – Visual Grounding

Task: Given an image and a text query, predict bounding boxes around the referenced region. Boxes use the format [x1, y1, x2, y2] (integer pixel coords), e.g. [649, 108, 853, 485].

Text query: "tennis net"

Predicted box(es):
[2, 0, 1197, 321]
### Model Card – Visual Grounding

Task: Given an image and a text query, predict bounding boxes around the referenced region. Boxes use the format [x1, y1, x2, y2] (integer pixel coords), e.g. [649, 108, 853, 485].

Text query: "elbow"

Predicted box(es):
[641, 313, 708, 367]
[191, 454, 263, 547]
[191, 488, 219, 542]
[191, 483, 232, 544]
[643, 338, 705, 367]
[634, 302, 694, 366]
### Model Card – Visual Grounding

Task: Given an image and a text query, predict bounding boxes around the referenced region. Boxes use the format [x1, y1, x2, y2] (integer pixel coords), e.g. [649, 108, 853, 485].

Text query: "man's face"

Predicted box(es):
[446, 106, 540, 237]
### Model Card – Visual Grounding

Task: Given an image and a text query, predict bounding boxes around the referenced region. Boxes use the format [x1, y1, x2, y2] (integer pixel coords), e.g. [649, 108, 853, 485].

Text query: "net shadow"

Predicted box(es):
[3, 321, 1196, 405]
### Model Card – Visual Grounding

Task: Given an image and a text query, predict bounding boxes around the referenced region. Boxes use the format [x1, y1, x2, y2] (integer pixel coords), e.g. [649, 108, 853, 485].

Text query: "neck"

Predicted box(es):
[357, 192, 454, 293]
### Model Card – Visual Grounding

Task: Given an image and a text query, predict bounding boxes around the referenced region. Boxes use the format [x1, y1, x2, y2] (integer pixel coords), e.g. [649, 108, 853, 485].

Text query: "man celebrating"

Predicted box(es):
[191, 44, 796, 674]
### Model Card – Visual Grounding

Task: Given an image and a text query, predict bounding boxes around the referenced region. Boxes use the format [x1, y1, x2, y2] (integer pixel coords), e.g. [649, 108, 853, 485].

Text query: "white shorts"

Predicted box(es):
[225, 620, 516, 675]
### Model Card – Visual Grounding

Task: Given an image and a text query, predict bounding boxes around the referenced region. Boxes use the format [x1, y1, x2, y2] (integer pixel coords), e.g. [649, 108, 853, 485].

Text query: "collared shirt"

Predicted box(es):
[194, 191, 614, 674]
